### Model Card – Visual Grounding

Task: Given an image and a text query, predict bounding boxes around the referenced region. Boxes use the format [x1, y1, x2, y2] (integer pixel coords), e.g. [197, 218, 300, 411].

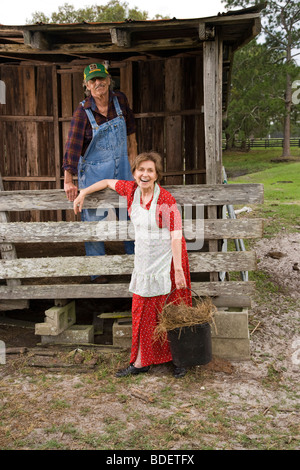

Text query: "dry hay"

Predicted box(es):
[154, 296, 217, 342]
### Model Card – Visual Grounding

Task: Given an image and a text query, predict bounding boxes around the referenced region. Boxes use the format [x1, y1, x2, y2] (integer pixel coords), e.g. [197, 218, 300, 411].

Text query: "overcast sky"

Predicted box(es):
[1, 0, 228, 25]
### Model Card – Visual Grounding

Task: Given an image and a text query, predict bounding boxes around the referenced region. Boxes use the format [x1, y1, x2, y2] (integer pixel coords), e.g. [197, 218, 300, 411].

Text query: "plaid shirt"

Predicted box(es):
[63, 91, 136, 175]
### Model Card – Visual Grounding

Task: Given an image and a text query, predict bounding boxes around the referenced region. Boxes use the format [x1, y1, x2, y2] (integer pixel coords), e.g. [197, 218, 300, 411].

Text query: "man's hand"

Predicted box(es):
[64, 181, 78, 202]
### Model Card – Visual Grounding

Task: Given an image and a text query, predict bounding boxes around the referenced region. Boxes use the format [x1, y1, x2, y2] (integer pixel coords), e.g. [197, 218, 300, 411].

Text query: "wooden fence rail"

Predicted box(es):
[0, 184, 263, 310]
[0, 184, 264, 211]
[223, 138, 300, 149]
[0, 219, 263, 243]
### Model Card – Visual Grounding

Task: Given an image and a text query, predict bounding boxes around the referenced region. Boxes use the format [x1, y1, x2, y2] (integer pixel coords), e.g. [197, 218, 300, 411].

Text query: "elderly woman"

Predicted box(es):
[74, 152, 192, 378]
[63, 63, 137, 282]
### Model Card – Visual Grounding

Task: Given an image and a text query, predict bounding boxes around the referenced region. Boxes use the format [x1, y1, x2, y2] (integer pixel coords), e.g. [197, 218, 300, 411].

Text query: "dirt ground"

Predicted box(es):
[0, 233, 299, 450]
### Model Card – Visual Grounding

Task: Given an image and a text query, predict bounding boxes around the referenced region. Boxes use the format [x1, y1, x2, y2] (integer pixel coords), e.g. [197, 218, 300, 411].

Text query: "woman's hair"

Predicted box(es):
[131, 151, 163, 182]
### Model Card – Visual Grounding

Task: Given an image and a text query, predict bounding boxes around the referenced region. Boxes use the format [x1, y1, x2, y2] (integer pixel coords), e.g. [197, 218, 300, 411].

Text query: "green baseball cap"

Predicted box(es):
[83, 63, 109, 81]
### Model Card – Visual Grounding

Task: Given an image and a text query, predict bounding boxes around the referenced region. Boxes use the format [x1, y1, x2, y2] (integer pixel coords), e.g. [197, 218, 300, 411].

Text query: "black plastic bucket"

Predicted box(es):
[168, 322, 212, 368]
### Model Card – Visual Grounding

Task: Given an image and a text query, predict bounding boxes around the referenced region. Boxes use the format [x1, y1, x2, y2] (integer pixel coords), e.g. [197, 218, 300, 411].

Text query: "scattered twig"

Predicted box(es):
[28, 361, 96, 370]
[130, 387, 156, 403]
[250, 321, 261, 336]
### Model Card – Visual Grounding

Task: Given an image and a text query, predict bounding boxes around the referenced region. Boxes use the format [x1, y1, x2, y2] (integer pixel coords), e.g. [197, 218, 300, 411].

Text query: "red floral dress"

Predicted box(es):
[115, 180, 192, 367]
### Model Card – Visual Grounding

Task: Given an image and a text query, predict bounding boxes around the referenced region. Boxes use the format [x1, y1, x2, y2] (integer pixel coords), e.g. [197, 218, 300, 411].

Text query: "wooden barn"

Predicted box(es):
[0, 5, 264, 360]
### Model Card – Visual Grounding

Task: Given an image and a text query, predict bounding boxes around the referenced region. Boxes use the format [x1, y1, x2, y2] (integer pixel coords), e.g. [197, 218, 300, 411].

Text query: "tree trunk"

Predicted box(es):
[282, 36, 293, 158]
[282, 72, 292, 157]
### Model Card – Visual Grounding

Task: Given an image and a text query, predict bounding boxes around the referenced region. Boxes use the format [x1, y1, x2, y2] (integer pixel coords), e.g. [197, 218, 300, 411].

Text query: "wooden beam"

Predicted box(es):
[110, 28, 131, 47]
[0, 115, 53, 122]
[203, 38, 222, 184]
[0, 281, 256, 301]
[31, 32, 52, 50]
[203, 35, 223, 281]
[198, 23, 215, 41]
[0, 184, 264, 212]
[1, 177, 56, 182]
[52, 65, 63, 222]
[0, 219, 264, 243]
[0, 36, 201, 55]
[0, 251, 256, 279]
[165, 57, 183, 185]
[120, 61, 133, 108]
[0, 175, 29, 309]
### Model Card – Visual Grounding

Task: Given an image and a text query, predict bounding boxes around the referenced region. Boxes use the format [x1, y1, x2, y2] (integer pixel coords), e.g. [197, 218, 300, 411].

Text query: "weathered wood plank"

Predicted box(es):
[0, 251, 256, 279]
[204, 40, 222, 185]
[165, 58, 183, 185]
[0, 36, 201, 55]
[0, 219, 263, 243]
[0, 281, 255, 300]
[0, 299, 29, 311]
[0, 184, 264, 211]
[0, 174, 30, 309]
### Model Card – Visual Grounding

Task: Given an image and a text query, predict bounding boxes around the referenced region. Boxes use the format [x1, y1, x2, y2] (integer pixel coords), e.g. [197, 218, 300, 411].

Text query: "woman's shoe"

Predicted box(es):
[173, 366, 187, 378]
[115, 364, 150, 378]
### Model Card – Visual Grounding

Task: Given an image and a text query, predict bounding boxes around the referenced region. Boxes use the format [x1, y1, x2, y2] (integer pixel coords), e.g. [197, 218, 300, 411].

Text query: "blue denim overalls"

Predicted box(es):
[77, 95, 134, 279]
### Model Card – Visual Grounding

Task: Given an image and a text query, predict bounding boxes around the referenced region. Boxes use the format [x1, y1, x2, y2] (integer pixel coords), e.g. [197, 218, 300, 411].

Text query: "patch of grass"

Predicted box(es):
[225, 154, 300, 233]
[49, 399, 71, 410]
[38, 439, 69, 450]
[232, 161, 300, 200]
[223, 148, 300, 177]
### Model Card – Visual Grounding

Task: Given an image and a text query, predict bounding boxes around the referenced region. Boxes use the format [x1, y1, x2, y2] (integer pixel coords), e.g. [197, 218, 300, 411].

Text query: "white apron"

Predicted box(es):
[129, 183, 173, 297]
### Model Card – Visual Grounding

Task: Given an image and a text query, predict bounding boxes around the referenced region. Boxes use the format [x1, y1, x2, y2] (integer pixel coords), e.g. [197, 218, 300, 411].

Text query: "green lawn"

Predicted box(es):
[223, 147, 300, 177]
[223, 149, 300, 235]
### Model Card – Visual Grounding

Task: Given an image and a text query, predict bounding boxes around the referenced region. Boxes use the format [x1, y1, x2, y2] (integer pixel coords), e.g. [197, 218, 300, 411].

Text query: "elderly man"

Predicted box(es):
[63, 63, 137, 283]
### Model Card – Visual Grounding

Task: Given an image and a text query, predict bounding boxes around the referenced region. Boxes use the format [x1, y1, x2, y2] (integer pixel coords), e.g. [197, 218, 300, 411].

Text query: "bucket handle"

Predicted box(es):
[163, 287, 203, 308]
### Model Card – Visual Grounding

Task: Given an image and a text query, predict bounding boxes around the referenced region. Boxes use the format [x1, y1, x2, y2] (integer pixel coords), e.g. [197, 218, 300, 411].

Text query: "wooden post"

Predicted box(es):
[52, 65, 62, 222]
[120, 61, 133, 109]
[0, 174, 29, 310]
[165, 58, 183, 185]
[203, 35, 223, 281]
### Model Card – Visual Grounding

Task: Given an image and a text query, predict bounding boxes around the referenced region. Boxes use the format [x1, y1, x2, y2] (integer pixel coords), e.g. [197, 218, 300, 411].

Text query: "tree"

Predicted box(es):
[27, 1, 168, 24]
[223, 0, 300, 157]
[224, 40, 288, 149]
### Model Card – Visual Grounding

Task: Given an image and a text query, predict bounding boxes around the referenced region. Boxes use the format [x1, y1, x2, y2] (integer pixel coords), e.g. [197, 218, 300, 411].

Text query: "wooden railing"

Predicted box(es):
[0, 184, 264, 311]
[223, 138, 300, 150]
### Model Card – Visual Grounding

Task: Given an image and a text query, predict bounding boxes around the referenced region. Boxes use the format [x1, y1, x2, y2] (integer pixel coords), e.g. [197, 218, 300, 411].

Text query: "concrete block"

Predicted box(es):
[41, 325, 94, 345]
[210, 308, 250, 361]
[211, 308, 249, 339]
[212, 337, 250, 361]
[35, 301, 76, 336]
[113, 319, 132, 348]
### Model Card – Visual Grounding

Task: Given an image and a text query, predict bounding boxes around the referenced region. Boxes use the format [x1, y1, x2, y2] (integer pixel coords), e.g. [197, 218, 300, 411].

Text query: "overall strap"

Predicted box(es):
[81, 101, 99, 132]
[113, 95, 123, 117]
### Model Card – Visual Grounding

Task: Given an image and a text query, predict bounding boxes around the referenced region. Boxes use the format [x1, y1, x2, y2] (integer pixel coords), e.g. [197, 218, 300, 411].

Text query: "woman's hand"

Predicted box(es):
[175, 268, 187, 289]
[73, 191, 86, 215]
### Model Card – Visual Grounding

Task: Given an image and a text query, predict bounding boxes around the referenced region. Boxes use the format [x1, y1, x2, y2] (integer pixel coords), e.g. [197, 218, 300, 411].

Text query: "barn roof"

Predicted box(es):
[0, 4, 264, 64]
